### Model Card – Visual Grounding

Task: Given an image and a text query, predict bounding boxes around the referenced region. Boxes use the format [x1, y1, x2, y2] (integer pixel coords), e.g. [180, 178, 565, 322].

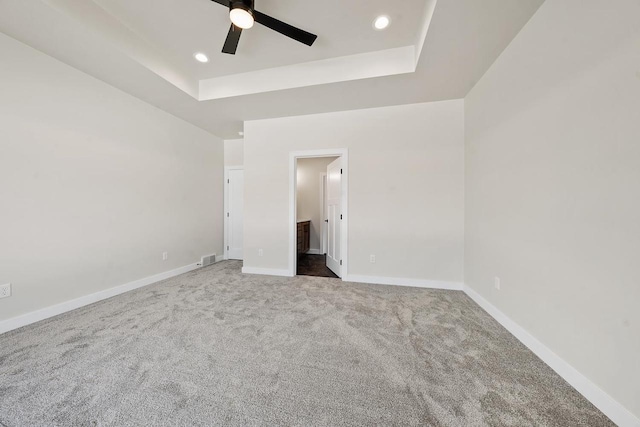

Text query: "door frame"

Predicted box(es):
[289, 149, 348, 278]
[224, 165, 244, 260]
[319, 172, 327, 255]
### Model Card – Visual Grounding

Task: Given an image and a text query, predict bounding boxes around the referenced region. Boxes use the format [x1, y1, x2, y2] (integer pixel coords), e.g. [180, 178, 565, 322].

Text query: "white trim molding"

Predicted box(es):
[345, 274, 463, 291]
[306, 249, 323, 255]
[463, 285, 640, 427]
[241, 267, 291, 277]
[0, 262, 201, 336]
[319, 172, 328, 255]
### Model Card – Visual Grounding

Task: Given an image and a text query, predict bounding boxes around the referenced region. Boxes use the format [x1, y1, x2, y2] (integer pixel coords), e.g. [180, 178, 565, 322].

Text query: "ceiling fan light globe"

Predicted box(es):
[230, 8, 254, 29]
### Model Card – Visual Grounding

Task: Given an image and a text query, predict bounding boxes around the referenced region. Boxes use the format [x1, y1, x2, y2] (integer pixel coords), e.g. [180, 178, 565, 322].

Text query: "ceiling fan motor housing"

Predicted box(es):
[230, 0, 254, 13]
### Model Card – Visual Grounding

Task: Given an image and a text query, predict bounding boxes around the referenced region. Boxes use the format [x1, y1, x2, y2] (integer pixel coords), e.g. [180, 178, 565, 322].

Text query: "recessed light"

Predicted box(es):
[194, 53, 209, 63]
[373, 15, 390, 30]
[238, 131, 244, 136]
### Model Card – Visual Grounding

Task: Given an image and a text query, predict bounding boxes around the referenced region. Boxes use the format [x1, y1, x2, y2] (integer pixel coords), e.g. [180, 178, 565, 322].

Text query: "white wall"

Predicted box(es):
[0, 33, 224, 323]
[296, 157, 337, 252]
[244, 100, 465, 283]
[224, 138, 244, 167]
[465, 0, 640, 420]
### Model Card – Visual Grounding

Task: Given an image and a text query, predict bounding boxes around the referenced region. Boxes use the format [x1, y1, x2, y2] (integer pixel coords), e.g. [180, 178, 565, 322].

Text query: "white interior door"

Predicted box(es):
[326, 158, 342, 277]
[321, 173, 327, 255]
[227, 169, 244, 260]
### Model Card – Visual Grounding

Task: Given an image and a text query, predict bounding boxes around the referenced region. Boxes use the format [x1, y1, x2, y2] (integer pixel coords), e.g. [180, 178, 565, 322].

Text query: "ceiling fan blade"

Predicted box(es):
[222, 24, 242, 54]
[253, 10, 317, 46]
[210, 0, 230, 6]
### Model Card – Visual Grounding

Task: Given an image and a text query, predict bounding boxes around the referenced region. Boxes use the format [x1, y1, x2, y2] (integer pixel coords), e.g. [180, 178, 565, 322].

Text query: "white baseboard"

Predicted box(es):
[344, 274, 463, 291]
[241, 267, 292, 277]
[463, 285, 639, 427]
[0, 262, 201, 336]
[306, 249, 323, 255]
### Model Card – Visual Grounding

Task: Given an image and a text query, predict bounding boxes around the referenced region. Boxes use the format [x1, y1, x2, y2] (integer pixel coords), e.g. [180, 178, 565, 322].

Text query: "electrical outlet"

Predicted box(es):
[0, 283, 11, 299]
[162, 252, 168, 261]
[494, 277, 501, 291]
[370, 255, 376, 264]
[258, 249, 264, 257]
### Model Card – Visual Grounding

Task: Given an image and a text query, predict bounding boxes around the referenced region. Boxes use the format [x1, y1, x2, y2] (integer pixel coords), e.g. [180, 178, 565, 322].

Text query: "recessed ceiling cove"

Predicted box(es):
[48, 0, 432, 100]
[0, 0, 545, 138]
[92, 0, 426, 77]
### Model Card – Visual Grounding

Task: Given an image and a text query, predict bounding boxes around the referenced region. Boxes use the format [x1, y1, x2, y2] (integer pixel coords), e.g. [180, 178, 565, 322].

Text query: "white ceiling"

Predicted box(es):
[92, 0, 427, 80]
[0, 0, 545, 139]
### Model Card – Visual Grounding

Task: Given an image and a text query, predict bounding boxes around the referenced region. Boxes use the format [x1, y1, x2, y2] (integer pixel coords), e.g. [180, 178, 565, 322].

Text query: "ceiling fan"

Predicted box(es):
[210, 0, 318, 55]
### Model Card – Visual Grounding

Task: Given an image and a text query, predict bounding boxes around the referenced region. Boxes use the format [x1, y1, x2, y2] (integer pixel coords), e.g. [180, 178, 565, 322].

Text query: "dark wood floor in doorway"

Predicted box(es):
[297, 254, 339, 278]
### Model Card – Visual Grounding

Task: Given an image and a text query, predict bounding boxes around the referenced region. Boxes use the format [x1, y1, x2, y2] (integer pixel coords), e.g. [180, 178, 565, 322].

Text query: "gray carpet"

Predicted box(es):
[0, 261, 612, 426]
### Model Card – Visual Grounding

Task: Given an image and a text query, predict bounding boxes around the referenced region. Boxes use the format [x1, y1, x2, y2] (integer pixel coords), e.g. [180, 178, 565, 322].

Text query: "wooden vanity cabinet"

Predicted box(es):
[297, 221, 310, 256]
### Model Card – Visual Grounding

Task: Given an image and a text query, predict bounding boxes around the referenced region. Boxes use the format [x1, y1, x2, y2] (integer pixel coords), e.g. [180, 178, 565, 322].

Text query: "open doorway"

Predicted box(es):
[290, 149, 348, 279]
[296, 156, 338, 278]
